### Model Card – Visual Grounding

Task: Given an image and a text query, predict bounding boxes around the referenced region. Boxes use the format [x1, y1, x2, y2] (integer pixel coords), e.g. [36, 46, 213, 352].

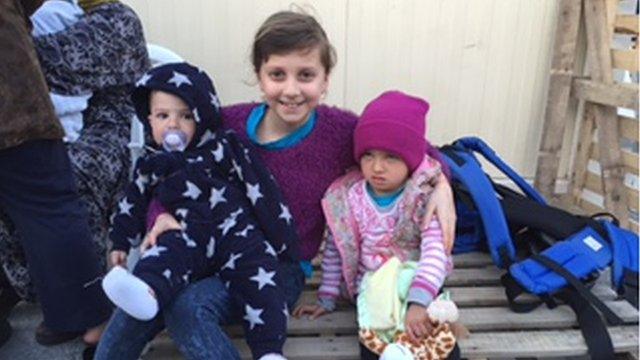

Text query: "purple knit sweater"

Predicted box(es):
[222, 103, 357, 260]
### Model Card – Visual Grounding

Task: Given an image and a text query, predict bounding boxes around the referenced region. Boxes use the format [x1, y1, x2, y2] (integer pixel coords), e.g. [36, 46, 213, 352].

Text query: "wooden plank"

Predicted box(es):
[456, 326, 639, 358]
[619, 116, 639, 141]
[613, 49, 639, 72]
[584, 171, 639, 210]
[298, 283, 620, 309]
[306, 267, 505, 288]
[572, 79, 640, 110]
[592, 147, 639, 171]
[224, 299, 637, 336]
[534, 0, 583, 199]
[584, 0, 629, 227]
[568, 104, 596, 205]
[615, 15, 639, 34]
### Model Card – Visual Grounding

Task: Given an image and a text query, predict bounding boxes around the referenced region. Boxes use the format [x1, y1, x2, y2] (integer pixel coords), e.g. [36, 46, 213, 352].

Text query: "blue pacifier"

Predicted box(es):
[162, 130, 188, 152]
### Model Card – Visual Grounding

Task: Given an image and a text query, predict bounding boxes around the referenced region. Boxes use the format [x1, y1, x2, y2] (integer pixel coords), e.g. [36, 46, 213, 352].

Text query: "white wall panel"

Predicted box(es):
[122, 0, 559, 177]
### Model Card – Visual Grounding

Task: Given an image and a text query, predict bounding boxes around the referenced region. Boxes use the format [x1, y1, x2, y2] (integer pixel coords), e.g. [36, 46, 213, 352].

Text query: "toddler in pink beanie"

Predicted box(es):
[294, 91, 456, 359]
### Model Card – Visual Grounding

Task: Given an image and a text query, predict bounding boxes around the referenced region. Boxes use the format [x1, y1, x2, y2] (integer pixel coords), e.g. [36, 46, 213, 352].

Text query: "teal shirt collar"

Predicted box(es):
[246, 103, 317, 150]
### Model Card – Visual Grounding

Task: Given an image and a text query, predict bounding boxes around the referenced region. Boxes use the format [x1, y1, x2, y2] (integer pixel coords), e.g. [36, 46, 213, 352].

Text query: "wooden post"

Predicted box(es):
[583, 0, 629, 226]
[533, 0, 583, 199]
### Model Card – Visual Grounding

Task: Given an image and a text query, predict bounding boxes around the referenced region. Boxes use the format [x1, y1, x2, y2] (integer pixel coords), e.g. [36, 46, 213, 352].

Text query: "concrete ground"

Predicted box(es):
[0, 302, 87, 360]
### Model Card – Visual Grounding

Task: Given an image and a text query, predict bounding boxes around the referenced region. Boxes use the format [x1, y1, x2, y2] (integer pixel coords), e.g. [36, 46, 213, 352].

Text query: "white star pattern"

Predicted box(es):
[118, 197, 134, 216]
[127, 233, 142, 247]
[135, 73, 152, 87]
[209, 186, 227, 209]
[197, 130, 216, 147]
[187, 156, 204, 163]
[243, 304, 264, 330]
[221, 252, 243, 271]
[167, 71, 192, 88]
[141, 245, 167, 259]
[278, 243, 287, 254]
[211, 142, 224, 162]
[264, 241, 277, 257]
[206, 236, 216, 258]
[134, 172, 149, 194]
[193, 108, 201, 123]
[163, 269, 172, 280]
[243, 148, 252, 163]
[250, 267, 276, 290]
[183, 181, 202, 200]
[210, 92, 220, 109]
[278, 203, 292, 225]
[283, 303, 289, 319]
[234, 224, 255, 238]
[175, 208, 189, 220]
[246, 183, 263, 205]
[217, 214, 237, 236]
[232, 160, 243, 181]
[181, 233, 197, 247]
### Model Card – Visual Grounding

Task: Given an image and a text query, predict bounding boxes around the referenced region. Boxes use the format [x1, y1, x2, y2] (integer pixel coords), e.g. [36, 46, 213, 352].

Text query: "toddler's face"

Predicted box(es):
[148, 91, 196, 147]
[258, 46, 329, 132]
[360, 149, 409, 196]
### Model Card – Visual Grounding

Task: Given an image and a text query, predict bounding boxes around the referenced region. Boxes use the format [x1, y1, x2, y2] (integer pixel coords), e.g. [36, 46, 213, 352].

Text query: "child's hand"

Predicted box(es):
[405, 303, 432, 343]
[292, 303, 330, 320]
[142, 212, 181, 252]
[109, 250, 127, 268]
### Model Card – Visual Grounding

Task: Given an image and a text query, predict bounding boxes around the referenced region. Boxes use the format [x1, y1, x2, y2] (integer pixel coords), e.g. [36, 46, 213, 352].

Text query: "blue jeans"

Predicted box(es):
[95, 260, 304, 360]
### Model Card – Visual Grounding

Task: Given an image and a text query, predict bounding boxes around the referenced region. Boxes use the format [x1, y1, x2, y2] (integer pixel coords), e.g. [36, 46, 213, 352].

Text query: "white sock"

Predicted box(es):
[258, 354, 287, 360]
[102, 266, 159, 321]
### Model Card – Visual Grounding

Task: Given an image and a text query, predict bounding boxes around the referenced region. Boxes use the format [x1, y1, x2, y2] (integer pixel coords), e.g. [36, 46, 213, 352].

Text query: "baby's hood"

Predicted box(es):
[131, 62, 222, 151]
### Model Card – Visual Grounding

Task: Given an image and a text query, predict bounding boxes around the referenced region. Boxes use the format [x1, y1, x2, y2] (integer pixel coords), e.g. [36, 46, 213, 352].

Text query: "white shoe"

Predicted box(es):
[102, 266, 159, 321]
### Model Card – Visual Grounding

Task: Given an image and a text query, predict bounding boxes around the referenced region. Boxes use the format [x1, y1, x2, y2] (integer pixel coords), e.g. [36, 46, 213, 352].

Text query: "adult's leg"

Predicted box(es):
[0, 140, 111, 332]
[94, 309, 165, 360]
[164, 260, 304, 360]
[164, 276, 241, 360]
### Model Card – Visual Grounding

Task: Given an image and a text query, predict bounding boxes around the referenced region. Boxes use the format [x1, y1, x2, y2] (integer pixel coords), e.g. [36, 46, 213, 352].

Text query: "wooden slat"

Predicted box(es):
[533, 0, 583, 199]
[572, 79, 639, 109]
[613, 49, 639, 72]
[456, 326, 639, 358]
[592, 146, 639, 171]
[568, 104, 596, 204]
[584, 0, 629, 227]
[620, 116, 639, 141]
[584, 172, 639, 210]
[615, 15, 639, 35]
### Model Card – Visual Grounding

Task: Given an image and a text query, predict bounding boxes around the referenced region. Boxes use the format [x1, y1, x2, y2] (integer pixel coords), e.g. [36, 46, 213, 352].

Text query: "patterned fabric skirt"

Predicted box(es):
[0, 112, 131, 300]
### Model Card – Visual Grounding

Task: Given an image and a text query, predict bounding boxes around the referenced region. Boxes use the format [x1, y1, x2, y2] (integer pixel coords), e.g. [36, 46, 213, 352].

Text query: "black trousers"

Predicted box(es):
[0, 140, 110, 331]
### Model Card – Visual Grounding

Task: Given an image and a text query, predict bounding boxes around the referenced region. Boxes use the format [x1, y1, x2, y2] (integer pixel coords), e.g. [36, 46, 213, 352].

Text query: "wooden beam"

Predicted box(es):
[615, 15, 639, 35]
[572, 79, 639, 109]
[534, 0, 584, 198]
[584, 0, 629, 227]
[613, 49, 639, 72]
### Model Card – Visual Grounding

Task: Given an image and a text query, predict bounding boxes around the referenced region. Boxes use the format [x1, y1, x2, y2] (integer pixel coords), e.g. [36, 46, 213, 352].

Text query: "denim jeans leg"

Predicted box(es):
[164, 276, 240, 360]
[94, 308, 165, 360]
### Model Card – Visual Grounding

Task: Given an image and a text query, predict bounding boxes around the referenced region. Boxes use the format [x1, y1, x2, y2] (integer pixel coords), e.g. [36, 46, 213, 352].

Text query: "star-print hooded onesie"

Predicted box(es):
[109, 62, 298, 359]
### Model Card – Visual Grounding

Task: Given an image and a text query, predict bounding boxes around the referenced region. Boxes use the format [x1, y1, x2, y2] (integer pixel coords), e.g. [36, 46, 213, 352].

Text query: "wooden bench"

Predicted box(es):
[146, 252, 639, 359]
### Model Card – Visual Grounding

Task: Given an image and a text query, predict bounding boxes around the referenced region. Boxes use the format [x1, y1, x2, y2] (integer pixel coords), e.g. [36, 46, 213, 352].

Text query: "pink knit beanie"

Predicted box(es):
[353, 90, 430, 172]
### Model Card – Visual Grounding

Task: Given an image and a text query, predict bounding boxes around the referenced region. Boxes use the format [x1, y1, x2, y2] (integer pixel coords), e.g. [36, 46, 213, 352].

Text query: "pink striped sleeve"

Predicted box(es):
[318, 232, 342, 300]
[407, 217, 449, 306]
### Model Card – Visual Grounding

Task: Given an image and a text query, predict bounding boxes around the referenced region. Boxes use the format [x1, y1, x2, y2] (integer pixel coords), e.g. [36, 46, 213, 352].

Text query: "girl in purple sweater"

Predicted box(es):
[96, 10, 456, 360]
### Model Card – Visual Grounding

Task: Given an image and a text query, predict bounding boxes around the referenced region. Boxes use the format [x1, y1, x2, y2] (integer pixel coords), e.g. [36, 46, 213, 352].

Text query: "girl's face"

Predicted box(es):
[360, 149, 410, 196]
[148, 91, 196, 146]
[258, 47, 329, 132]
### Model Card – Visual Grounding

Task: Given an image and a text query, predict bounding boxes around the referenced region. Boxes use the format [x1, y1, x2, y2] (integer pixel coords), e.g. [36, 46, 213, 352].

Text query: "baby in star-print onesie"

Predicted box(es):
[102, 62, 297, 360]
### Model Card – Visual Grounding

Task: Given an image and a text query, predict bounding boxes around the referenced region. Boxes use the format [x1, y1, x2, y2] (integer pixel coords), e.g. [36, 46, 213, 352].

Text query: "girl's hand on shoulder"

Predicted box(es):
[142, 212, 181, 252]
[109, 250, 127, 269]
[424, 173, 456, 254]
[405, 303, 432, 343]
[292, 303, 330, 320]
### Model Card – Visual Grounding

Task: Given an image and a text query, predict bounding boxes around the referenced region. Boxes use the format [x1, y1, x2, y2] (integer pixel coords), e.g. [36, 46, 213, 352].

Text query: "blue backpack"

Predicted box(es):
[439, 137, 639, 360]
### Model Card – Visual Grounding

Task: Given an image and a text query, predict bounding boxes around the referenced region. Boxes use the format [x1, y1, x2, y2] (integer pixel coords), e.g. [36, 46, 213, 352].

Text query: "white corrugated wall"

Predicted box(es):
[122, 0, 559, 178]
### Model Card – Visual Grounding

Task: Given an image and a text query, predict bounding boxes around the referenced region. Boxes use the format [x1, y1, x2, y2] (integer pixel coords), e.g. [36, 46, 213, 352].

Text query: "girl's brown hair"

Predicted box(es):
[252, 10, 337, 75]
